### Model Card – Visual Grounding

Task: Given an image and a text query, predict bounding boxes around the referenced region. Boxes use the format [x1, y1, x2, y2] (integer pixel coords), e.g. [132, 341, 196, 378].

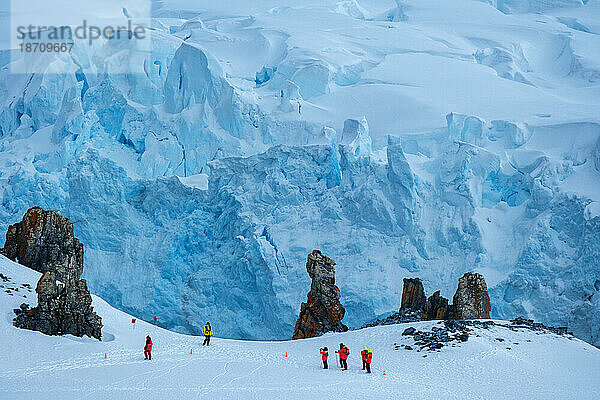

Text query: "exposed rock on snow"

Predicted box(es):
[5, 207, 102, 340]
[453, 272, 492, 319]
[509, 316, 572, 336]
[396, 317, 572, 353]
[362, 308, 423, 328]
[3, 207, 84, 283]
[398, 319, 485, 351]
[14, 271, 102, 340]
[423, 290, 451, 320]
[367, 273, 492, 325]
[292, 250, 348, 339]
[400, 277, 426, 312]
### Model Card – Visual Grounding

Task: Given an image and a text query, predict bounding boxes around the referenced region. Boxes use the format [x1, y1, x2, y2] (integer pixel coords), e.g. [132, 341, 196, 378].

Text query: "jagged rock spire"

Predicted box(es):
[453, 272, 491, 319]
[292, 250, 347, 339]
[424, 290, 450, 320]
[5, 207, 103, 340]
[400, 277, 426, 312]
[3, 206, 84, 283]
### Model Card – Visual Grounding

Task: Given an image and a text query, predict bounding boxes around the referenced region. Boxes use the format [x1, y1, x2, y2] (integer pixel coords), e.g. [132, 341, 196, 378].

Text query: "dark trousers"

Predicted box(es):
[203, 335, 211, 345]
[362, 360, 366, 370]
[341, 359, 347, 370]
[323, 360, 328, 369]
[366, 363, 371, 373]
[144, 350, 151, 360]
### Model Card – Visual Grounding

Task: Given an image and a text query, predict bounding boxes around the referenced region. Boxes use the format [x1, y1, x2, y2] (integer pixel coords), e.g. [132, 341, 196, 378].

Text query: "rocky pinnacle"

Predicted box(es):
[400, 277, 426, 312]
[3, 206, 83, 283]
[292, 250, 348, 339]
[5, 207, 103, 340]
[453, 272, 492, 319]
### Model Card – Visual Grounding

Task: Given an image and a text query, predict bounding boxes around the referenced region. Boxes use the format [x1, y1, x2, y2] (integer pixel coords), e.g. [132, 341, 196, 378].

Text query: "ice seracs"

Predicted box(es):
[0, 0, 599, 346]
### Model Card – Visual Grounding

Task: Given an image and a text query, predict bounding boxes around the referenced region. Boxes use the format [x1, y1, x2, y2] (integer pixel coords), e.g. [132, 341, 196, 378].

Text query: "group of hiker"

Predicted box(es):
[143, 323, 373, 373]
[143, 322, 212, 360]
[319, 343, 373, 373]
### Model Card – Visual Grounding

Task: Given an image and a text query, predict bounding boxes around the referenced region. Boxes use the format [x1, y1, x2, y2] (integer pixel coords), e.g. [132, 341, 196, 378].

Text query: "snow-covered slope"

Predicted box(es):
[1, 256, 599, 400]
[1, 0, 600, 344]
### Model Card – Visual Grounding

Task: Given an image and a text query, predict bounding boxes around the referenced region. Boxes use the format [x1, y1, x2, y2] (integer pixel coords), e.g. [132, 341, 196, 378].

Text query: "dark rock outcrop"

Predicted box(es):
[398, 320, 488, 352]
[453, 272, 491, 319]
[397, 318, 571, 353]
[292, 250, 347, 339]
[509, 317, 572, 336]
[365, 273, 493, 328]
[362, 278, 426, 328]
[423, 290, 450, 320]
[5, 207, 102, 340]
[402, 326, 417, 336]
[13, 271, 102, 339]
[3, 207, 84, 282]
[361, 307, 422, 328]
[400, 278, 426, 312]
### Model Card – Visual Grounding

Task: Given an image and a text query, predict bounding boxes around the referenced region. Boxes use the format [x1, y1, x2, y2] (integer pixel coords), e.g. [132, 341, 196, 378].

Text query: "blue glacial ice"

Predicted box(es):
[0, 0, 599, 345]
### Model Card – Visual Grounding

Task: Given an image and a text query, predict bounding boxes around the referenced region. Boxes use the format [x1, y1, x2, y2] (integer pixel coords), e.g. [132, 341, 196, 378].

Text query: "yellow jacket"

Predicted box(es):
[204, 325, 212, 336]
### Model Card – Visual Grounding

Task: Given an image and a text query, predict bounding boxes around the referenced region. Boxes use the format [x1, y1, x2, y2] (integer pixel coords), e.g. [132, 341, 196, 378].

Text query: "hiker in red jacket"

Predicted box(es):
[365, 349, 372, 373]
[144, 335, 153, 360]
[335, 344, 349, 370]
[320, 347, 329, 369]
[361, 347, 368, 370]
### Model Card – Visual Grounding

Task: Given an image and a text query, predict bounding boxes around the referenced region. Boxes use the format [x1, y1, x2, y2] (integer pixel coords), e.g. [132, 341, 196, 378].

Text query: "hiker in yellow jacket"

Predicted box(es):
[203, 322, 213, 346]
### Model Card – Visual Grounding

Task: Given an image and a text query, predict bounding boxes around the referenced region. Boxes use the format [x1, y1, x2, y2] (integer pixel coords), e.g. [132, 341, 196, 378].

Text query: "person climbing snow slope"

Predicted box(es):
[203, 322, 212, 346]
[144, 336, 152, 360]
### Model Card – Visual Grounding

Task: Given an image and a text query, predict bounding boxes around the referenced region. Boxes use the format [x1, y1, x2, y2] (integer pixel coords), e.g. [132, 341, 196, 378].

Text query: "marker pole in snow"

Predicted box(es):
[105, 353, 107, 359]
[190, 348, 193, 354]
[383, 370, 386, 376]
[285, 352, 288, 357]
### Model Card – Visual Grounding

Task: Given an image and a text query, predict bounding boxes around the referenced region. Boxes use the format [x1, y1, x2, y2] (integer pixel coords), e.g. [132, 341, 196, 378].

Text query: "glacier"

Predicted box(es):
[0, 0, 599, 344]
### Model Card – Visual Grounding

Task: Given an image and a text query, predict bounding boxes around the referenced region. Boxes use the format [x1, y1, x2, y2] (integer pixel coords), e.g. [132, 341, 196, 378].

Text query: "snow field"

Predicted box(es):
[1, 256, 599, 400]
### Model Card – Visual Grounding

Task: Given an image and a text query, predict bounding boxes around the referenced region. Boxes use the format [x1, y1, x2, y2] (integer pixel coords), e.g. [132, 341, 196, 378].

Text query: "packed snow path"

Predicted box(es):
[1, 256, 599, 399]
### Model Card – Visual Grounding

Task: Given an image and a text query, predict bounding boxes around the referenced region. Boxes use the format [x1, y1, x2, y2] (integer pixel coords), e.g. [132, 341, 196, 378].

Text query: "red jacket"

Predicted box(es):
[365, 353, 372, 363]
[145, 340, 153, 351]
[336, 347, 349, 360]
[361, 350, 367, 361]
[320, 350, 328, 361]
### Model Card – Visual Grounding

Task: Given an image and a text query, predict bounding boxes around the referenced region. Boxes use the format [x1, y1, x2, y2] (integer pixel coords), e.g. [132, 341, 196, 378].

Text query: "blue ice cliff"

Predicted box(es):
[1, 0, 599, 345]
